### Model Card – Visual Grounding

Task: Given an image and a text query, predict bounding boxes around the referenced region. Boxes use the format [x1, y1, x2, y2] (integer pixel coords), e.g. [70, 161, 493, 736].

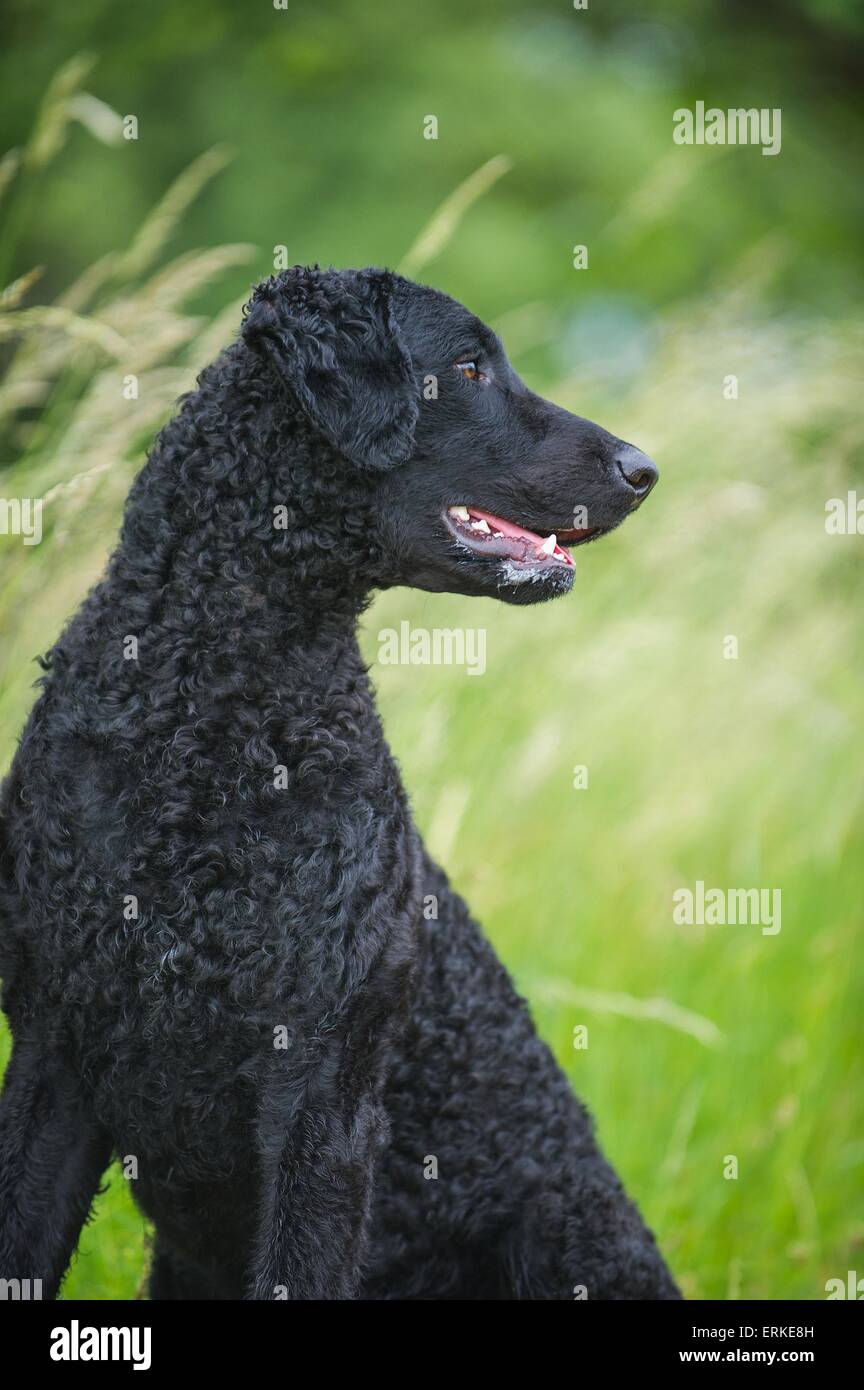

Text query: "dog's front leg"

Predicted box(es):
[248, 936, 415, 1301]
[248, 1002, 402, 1300]
[249, 1068, 384, 1298]
[0, 1031, 112, 1298]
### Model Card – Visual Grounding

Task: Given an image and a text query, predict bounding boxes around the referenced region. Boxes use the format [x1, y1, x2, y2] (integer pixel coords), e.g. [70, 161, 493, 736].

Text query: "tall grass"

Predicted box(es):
[1, 62, 862, 1300]
[370, 280, 864, 1299]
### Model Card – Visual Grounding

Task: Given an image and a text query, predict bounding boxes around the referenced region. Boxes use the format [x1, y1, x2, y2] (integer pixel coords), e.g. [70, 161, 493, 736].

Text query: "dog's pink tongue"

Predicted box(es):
[467, 507, 543, 544]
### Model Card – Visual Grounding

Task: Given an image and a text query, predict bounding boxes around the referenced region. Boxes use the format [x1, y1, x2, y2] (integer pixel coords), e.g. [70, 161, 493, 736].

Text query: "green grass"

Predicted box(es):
[1, 63, 862, 1300]
[365, 301, 864, 1298]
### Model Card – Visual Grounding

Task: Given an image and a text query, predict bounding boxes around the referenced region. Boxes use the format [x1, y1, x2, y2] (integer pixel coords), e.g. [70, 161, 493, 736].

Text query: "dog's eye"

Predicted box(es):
[455, 360, 485, 382]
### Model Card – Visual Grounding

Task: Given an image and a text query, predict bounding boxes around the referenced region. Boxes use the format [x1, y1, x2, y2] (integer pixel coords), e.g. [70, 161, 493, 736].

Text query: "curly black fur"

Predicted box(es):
[0, 266, 678, 1299]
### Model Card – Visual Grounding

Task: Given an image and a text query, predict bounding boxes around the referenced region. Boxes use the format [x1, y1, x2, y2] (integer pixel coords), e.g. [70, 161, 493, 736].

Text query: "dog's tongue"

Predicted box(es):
[467, 507, 574, 566]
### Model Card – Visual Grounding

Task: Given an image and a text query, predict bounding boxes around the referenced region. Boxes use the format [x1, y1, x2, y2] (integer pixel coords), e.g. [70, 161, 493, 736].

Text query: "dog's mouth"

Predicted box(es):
[443, 505, 602, 569]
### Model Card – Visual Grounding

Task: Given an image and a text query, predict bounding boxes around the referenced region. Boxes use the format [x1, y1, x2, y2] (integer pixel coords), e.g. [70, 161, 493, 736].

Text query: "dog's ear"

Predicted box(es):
[241, 266, 418, 471]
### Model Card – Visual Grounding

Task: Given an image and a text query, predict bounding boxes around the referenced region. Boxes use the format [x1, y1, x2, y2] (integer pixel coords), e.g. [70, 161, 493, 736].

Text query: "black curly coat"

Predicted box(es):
[0, 267, 678, 1300]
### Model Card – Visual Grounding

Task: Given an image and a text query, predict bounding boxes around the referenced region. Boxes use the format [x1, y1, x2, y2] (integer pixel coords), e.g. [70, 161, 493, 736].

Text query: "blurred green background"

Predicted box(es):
[1, 0, 862, 1300]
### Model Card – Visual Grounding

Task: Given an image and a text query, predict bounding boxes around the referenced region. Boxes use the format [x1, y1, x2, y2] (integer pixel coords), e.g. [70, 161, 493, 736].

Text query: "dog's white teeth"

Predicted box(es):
[539, 533, 557, 555]
[449, 505, 470, 521]
[472, 518, 491, 533]
[493, 531, 504, 538]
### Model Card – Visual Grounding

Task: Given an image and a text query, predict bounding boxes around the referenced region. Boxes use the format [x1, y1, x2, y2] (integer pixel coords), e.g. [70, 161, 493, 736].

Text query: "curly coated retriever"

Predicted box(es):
[0, 266, 678, 1300]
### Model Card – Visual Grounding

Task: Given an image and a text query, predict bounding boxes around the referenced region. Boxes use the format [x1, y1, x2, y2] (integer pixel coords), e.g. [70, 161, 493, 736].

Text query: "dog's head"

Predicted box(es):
[242, 266, 657, 605]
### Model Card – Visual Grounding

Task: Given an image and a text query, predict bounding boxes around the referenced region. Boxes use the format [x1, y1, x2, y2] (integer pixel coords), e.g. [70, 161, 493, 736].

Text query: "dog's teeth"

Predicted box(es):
[449, 505, 470, 521]
[472, 518, 491, 533]
[493, 531, 504, 538]
[539, 533, 557, 555]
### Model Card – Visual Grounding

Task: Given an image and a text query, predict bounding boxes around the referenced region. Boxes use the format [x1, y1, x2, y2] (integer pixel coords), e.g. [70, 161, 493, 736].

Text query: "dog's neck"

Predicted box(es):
[95, 528, 374, 701]
[54, 542, 380, 752]
[51, 348, 390, 724]
[115, 345, 383, 618]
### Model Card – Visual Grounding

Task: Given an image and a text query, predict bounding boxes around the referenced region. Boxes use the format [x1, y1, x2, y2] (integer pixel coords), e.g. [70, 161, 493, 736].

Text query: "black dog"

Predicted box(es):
[0, 267, 678, 1300]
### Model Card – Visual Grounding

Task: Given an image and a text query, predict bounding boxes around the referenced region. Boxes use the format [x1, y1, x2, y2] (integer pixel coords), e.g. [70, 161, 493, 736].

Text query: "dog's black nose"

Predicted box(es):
[616, 445, 658, 501]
